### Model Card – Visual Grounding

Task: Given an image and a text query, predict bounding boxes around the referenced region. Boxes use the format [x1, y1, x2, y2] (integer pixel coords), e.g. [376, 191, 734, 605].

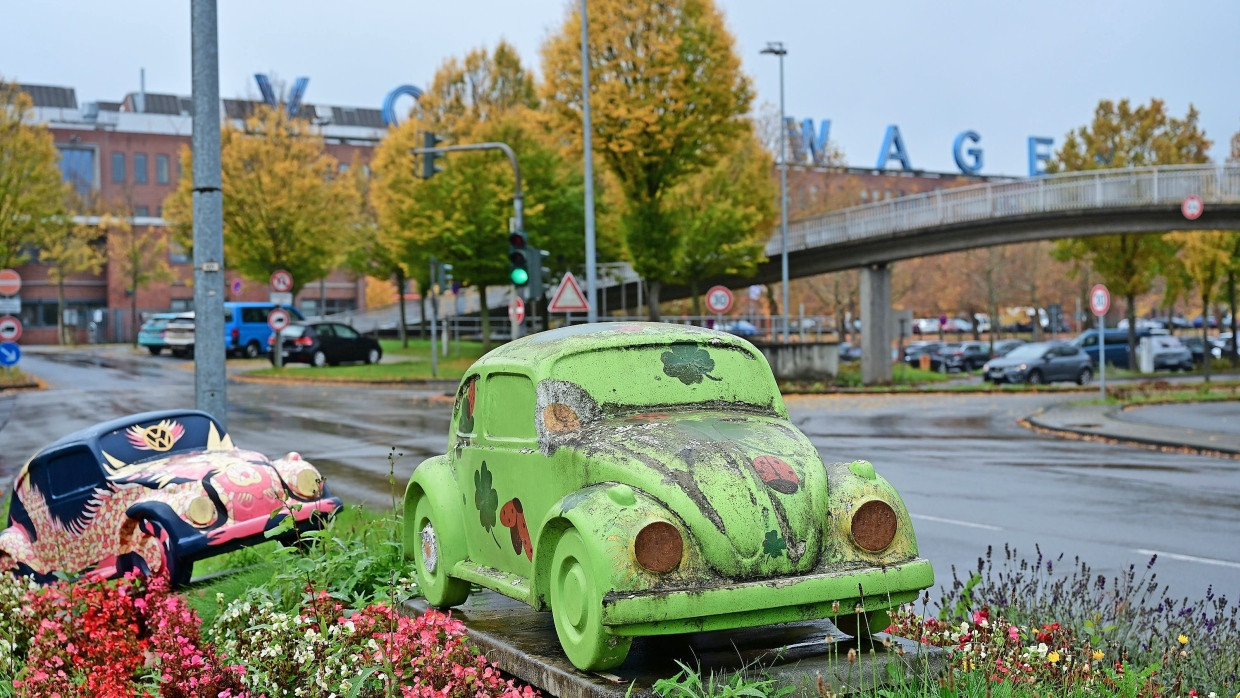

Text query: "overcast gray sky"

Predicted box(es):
[3, 0, 1237, 176]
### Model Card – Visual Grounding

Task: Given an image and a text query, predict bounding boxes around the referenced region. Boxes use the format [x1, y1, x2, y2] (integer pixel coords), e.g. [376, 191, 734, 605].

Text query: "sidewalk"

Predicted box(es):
[1027, 400, 1240, 457]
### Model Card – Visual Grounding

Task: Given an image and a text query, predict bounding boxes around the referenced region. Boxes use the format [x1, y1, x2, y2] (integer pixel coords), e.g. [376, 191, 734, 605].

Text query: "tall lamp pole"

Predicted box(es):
[761, 41, 789, 344]
[581, 0, 598, 323]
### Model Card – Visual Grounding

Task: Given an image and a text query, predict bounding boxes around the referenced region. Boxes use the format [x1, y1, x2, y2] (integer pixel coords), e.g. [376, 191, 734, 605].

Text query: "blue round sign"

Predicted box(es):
[0, 341, 20, 367]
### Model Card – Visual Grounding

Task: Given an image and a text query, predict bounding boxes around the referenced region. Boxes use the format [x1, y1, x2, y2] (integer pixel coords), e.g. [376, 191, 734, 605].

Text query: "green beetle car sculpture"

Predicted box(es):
[404, 323, 933, 670]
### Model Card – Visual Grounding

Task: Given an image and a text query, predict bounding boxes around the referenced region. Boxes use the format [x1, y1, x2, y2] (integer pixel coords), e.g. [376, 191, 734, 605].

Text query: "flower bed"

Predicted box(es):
[0, 572, 539, 698]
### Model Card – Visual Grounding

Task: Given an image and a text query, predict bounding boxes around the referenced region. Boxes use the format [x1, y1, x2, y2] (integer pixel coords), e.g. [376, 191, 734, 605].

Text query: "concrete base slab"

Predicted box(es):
[405, 590, 944, 698]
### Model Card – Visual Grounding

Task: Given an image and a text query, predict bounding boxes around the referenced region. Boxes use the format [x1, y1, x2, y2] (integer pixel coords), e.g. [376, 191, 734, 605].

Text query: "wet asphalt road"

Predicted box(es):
[3, 346, 1237, 606]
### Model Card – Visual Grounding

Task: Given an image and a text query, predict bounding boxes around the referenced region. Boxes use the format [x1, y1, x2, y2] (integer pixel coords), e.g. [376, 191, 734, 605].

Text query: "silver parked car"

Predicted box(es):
[983, 341, 1093, 385]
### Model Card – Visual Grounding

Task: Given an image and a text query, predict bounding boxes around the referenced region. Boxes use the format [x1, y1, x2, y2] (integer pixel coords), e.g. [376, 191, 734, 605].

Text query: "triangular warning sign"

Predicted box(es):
[548, 271, 590, 313]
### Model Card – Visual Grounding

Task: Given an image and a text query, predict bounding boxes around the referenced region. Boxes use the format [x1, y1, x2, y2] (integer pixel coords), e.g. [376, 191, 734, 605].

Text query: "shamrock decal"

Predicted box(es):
[474, 461, 499, 532]
[763, 529, 787, 558]
[660, 343, 722, 385]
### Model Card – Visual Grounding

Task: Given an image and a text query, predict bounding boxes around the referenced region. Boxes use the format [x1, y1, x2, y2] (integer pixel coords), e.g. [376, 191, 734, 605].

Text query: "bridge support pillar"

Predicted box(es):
[861, 263, 893, 385]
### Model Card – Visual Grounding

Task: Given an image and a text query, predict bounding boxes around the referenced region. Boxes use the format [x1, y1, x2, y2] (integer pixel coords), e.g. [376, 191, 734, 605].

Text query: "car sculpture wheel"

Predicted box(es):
[404, 322, 933, 671]
[0, 410, 343, 587]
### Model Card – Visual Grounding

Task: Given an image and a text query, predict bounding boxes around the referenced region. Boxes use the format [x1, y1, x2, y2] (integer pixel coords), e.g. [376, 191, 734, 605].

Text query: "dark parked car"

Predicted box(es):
[903, 341, 945, 371]
[838, 341, 862, 362]
[983, 341, 1092, 385]
[270, 322, 382, 367]
[991, 339, 1026, 357]
[941, 341, 990, 372]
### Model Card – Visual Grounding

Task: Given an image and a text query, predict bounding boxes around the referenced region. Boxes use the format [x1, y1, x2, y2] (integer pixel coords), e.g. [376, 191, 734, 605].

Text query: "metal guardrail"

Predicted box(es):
[768, 164, 1240, 256]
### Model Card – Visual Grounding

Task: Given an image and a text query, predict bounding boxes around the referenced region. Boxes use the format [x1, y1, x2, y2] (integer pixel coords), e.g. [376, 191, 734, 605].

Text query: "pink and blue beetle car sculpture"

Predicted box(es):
[0, 409, 341, 586]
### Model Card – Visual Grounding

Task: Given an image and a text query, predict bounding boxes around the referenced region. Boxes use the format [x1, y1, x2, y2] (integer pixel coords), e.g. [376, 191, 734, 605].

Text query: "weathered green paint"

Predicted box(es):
[405, 322, 933, 671]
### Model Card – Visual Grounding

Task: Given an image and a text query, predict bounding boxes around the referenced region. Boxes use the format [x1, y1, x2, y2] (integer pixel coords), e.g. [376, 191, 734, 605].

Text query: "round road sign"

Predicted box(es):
[0, 269, 21, 296]
[0, 316, 22, 343]
[1090, 284, 1110, 317]
[267, 307, 292, 333]
[705, 285, 734, 314]
[1181, 195, 1204, 221]
[508, 297, 525, 324]
[270, 269, 294, 293]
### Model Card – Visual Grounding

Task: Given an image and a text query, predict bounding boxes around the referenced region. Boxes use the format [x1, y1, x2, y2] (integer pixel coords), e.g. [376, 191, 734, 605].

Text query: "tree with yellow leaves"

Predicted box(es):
[666, 123, 776, 315]
[0, 79, 69, 269]
[163, 105, 360, 299]
[1167, 230, 1233, 383]
[542, 0, 754, 320]
[36, 216, 105, 344]
[1048, 98, 1211, 360]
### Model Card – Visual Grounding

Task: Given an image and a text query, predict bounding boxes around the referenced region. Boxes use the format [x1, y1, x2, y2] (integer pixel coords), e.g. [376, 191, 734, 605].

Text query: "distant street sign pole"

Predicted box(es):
[705, 285, 734, 331]
[268, 307, 291, 369]
[580, 0, 598, 323]
[1090, 283, 1110, 399]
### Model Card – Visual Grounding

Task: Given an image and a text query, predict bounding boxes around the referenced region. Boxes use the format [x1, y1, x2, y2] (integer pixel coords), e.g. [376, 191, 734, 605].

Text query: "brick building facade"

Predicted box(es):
[13, 83, 382, 345]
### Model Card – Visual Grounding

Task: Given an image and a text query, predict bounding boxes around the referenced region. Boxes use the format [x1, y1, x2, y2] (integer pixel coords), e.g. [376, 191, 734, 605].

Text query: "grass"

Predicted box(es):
[1075, 379, 1240, 407]
[248, 337, 489, 382]
[0, 367, 35, 389]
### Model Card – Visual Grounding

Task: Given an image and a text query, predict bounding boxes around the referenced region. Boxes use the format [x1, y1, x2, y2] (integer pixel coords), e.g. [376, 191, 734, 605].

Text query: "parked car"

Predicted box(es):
[720, 319, 760, 337]
[912, 318, 940, 335]
[991, 339, 1026, 357]
[837, 341, 862, 362]
[941, 341, 990, 372]
[942, 317, 973, 334]
[983, 341, 1093, 385]
[1145, 335, 1194, 372]
[1182, 336, 1210, 365]
[973, 313, 992, 334]
[404, 323, 932, 670]
[903, 341, 945, 370]
[1070, 328, 1153, 369]
[0, 410, 342, 586]
[161, 302, 306, 358]
[269, 321, 382, 367]
[137, 312, 190, 356]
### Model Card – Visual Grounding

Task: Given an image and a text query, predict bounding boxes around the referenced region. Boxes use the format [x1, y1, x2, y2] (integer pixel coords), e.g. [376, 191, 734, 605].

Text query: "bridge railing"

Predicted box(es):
[771, 164, 1240, 255]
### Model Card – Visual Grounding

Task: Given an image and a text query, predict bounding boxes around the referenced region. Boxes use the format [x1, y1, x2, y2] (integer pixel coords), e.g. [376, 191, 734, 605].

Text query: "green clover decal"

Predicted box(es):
[763, 529, 787, 558]
[661, 343, 722, 385]
[474, 462, 499, 532]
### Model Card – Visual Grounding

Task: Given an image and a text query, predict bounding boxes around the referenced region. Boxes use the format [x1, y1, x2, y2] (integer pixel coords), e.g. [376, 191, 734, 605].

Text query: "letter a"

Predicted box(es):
[876, 125, 912, 170]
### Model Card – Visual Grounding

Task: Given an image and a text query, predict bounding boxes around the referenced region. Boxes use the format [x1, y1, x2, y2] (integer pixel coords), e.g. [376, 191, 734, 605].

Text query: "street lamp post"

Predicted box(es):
[761, 41, 789, 344]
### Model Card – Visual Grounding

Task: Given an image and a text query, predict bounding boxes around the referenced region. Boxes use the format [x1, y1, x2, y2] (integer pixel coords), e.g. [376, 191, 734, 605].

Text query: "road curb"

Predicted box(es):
[1022, 406, 1240, 460]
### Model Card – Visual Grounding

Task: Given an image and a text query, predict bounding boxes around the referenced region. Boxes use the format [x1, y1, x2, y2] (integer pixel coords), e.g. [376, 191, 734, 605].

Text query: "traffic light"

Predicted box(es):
[421, 131, 444, 179]
[509, 230, 529, 287]
[437, 262, 453, 293]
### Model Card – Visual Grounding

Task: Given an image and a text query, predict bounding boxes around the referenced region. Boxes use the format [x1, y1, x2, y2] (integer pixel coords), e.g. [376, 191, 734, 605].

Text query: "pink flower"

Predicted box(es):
[1008, 625, 1019, 640]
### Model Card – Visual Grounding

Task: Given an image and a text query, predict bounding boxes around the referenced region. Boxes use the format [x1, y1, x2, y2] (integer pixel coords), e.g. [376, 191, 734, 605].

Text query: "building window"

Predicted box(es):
[155, 154, 170, 184]
[135, 206, 149, 217]
[112, 152, 126, 183]
[168, 240, 190, 264]
[58, 146, 96, 198]
[134, 153, 148, 184]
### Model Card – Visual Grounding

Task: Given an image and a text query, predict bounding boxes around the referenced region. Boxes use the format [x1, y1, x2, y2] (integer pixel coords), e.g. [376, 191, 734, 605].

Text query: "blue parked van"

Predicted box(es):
[225, 302, 304, 358]
[1070, 328, 1152, 368]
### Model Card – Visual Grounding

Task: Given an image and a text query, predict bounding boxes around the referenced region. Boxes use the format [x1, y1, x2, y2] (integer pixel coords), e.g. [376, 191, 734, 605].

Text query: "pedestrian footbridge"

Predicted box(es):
[690, 164, 1240, 383]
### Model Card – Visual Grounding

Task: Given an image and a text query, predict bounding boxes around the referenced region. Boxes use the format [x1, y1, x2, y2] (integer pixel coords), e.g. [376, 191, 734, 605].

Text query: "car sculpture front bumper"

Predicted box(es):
[600, 557, 932, 636]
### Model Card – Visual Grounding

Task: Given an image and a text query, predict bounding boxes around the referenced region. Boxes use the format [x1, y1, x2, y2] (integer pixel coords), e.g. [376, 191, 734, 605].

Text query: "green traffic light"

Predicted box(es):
[511, 268, 529, 285]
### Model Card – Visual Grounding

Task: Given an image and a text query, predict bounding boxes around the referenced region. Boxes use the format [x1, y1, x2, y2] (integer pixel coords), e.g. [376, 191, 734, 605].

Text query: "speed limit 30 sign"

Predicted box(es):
[705, 285, 734, 315]
[1090, 284, 1110, 317]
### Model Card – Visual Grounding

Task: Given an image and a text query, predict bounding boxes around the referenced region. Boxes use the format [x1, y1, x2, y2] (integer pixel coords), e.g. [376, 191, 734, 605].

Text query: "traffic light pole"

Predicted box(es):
[411, 141, 523, 236]
[412, 141, 525, 337]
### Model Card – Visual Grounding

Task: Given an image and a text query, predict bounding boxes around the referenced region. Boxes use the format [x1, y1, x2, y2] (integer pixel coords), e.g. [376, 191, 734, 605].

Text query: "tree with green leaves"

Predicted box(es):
[541, 0, 754, 320]
[666, 124, 776, 315]
[0, 79, 69, 269]
[163, 105, 360, 299]
[109, 210, 175, 345]
[374, 43, 597, 349]
[1047, 98, 1211, 361]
